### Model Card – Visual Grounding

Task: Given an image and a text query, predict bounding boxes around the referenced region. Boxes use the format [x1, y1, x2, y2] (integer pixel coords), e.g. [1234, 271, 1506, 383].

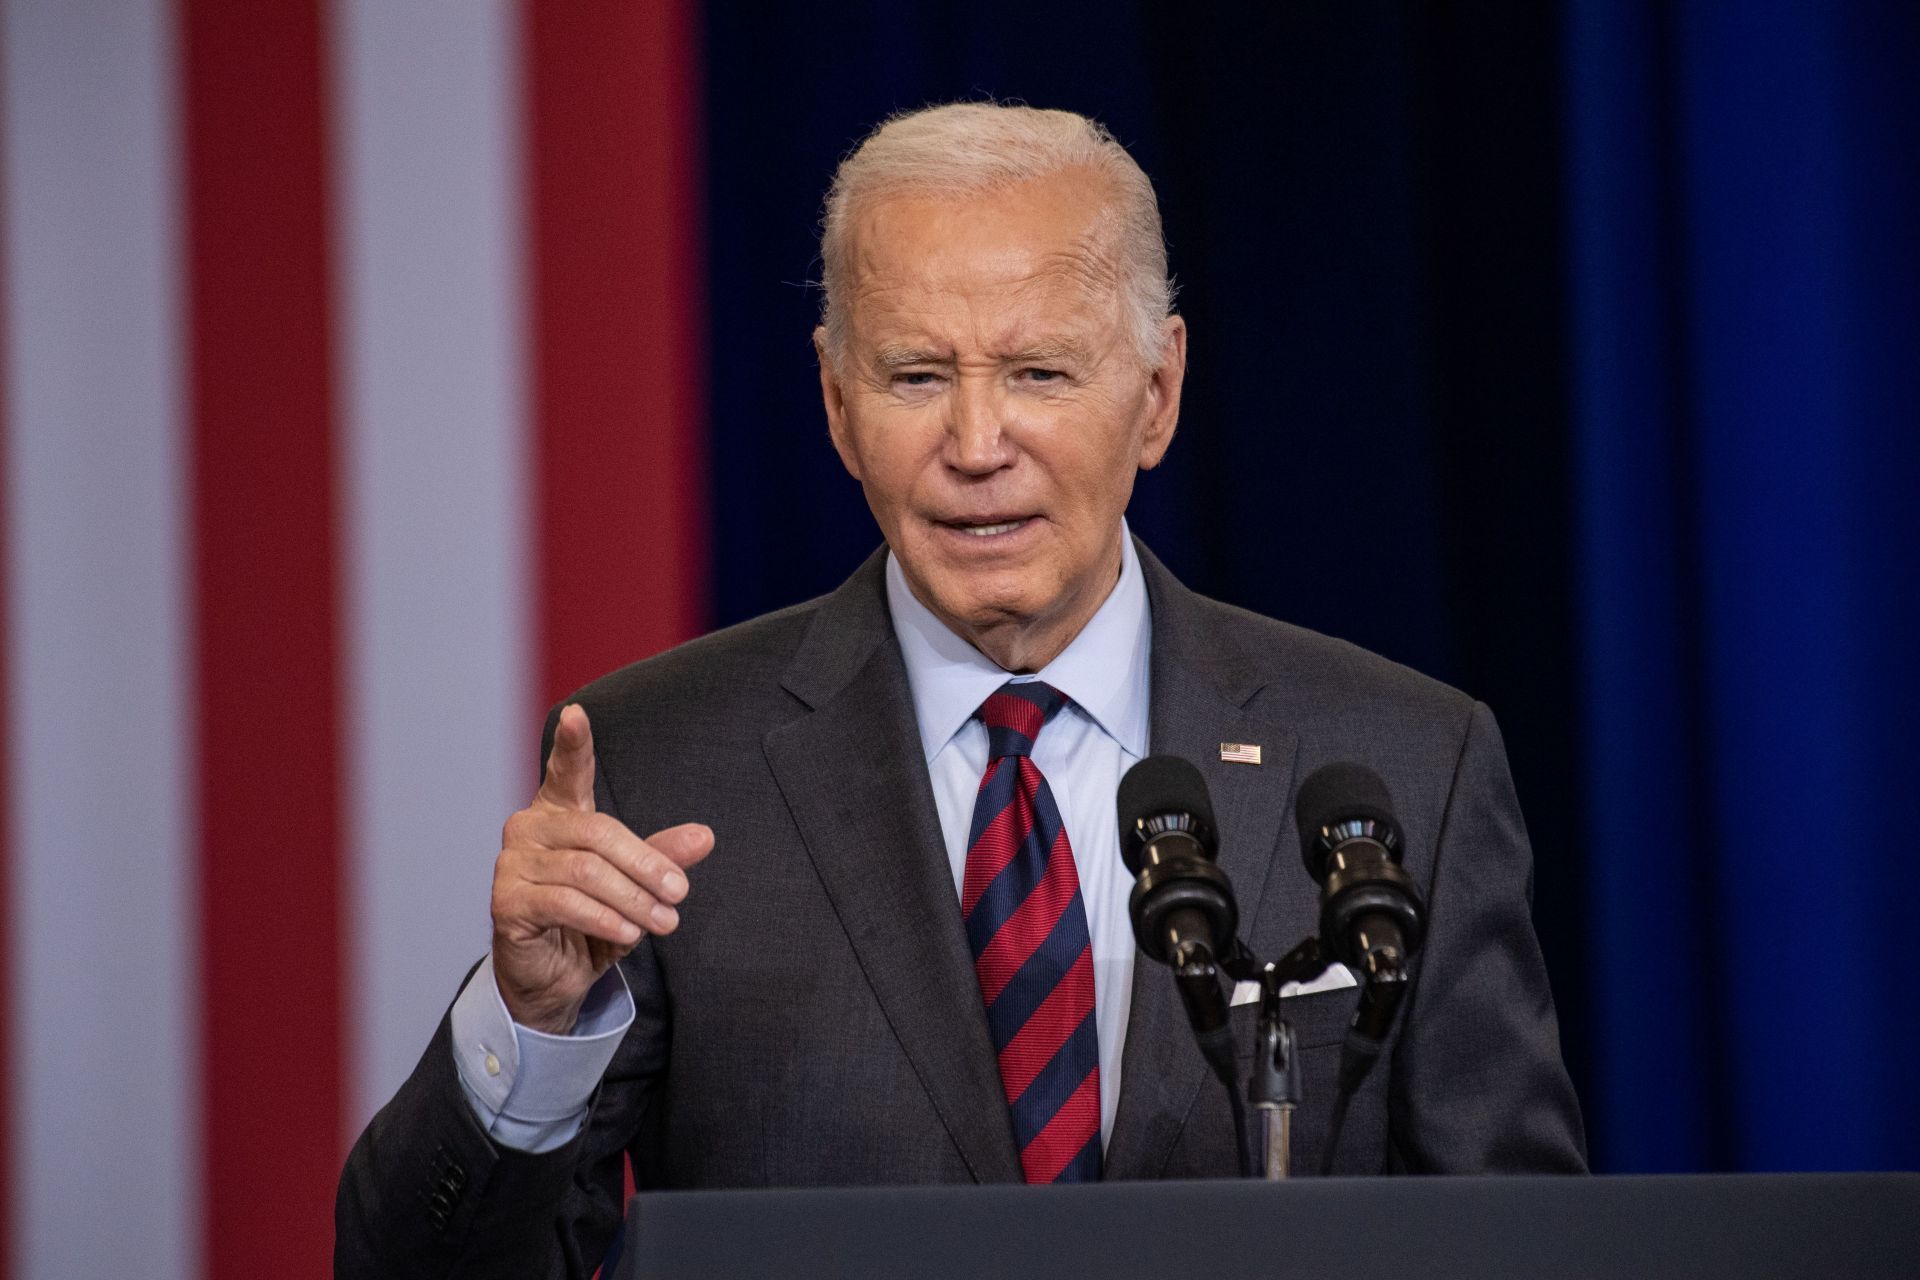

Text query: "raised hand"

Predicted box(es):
[489, 704, 713, 1033]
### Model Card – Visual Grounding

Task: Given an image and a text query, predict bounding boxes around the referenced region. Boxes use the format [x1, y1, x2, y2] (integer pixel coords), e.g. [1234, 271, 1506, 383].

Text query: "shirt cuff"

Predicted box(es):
[449, 953, 635, 1153]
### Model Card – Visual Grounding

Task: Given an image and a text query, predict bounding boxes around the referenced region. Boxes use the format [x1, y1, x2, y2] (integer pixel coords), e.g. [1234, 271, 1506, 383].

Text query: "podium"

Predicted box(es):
[615, 1173, 1918, 1279]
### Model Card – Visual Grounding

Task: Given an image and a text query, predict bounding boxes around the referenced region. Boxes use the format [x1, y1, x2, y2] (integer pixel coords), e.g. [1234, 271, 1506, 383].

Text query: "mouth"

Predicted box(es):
[935, 515, 1037, 540]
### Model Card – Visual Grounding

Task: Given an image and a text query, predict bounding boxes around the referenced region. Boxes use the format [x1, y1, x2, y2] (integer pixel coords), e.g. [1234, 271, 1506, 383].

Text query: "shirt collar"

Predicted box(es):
[885, 520, 1152, 763]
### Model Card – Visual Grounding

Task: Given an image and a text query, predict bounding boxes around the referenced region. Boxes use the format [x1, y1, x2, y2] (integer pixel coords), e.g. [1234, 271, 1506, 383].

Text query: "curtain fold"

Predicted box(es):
[1568, 0, 1920, 1171]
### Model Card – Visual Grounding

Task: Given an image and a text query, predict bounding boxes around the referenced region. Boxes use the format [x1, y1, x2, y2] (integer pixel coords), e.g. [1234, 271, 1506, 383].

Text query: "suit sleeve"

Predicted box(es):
[333, 706, 671, 1278]
[333, 946, 669, 1278]
[1387, 700, 1588, 1173]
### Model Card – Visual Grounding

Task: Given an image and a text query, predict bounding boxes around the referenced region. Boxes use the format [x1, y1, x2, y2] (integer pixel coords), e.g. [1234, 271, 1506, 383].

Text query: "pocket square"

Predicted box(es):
[1229, 964, 1357, 1007]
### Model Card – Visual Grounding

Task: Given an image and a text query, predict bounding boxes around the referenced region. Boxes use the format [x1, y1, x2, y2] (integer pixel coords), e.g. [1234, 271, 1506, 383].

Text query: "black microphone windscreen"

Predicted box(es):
[1116, 755, 1216, 873]
[1295, 763, 1399, 881]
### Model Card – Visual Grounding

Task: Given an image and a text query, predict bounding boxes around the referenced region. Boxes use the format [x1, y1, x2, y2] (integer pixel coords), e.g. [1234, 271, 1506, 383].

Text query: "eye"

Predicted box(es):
[1018, 367, 1065, 384]
[893, 371, 943, 389]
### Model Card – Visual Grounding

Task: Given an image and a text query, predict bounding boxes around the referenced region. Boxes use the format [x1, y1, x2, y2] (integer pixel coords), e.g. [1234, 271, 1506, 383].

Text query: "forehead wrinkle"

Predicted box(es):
[1036, 229, 1121, 297]
[858, 275, 1123, 369]
[987, 266, 1126, 364]
[842, 184, 1133, 363]
[850, 214, 1120, 306]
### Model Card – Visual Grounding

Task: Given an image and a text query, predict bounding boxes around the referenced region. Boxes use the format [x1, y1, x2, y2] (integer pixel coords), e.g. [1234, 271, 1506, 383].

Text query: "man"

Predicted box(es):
[336, 103, 1585, 1276]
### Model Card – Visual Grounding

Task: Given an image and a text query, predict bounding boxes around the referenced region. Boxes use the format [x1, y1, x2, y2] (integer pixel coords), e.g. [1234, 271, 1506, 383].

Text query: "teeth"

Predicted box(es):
[959, 520, 1025, 537]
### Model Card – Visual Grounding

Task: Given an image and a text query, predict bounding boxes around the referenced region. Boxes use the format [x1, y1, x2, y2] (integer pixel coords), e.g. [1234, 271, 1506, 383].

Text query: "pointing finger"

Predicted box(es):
[537, 703, 596, 813]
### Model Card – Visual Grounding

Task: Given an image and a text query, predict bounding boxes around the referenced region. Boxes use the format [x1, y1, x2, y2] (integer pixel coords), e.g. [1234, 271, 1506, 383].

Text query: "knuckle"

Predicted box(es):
[501, 810, 531, 847]
[491, 848, 525, 894]
[562, 847, 599, 885]
[490, 874, 530, 926]
[581, 812, 618, 848]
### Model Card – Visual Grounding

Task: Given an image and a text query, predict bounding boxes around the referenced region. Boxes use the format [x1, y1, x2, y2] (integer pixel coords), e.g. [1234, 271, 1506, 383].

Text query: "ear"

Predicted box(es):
[1136, 314, 1187, 471]
[815, 327, 861, 481]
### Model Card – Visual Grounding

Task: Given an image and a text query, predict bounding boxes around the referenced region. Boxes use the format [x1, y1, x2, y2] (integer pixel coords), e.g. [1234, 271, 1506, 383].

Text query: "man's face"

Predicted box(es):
[817, 167, 1186, 671]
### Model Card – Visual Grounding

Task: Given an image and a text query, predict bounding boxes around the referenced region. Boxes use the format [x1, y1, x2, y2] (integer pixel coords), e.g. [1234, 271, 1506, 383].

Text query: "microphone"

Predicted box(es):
[1294, 763, 1426, 1042]
[1117, 756, 1240, 1084]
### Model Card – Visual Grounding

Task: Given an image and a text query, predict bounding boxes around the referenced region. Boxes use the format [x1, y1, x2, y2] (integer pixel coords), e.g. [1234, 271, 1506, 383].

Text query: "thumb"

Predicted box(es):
[536, 703, 596, 812]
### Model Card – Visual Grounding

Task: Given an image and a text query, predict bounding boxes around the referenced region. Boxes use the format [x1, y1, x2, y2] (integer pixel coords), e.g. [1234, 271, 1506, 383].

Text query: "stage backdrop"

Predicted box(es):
[1, 1, 1914, 1276]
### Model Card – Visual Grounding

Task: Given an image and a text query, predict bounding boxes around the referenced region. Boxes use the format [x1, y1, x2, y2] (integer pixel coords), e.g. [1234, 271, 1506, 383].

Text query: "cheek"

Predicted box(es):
[1044, 434, 1140, 515]
[850, 433, 939, 522]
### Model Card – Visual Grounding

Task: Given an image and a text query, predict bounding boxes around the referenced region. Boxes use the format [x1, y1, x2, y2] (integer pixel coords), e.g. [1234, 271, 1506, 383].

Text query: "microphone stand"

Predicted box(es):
[1250, 973, 1299, 1178]
[1220, 937, 1331, 1180]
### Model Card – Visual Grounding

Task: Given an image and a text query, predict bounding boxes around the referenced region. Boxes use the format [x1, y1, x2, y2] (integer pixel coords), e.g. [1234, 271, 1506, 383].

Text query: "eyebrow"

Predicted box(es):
[870, 338, 1092, 372]
[1004, 338, 1091, 365]
[872, 344, 952, 371]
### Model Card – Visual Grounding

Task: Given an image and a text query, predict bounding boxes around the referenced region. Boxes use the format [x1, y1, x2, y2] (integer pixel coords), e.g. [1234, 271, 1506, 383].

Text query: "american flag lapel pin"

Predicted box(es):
[1219, 742, 1262, 765]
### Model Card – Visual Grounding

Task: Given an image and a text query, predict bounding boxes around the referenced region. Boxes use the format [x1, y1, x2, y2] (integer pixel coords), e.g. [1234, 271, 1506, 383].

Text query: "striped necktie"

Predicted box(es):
[961, 680, 1102, 1183]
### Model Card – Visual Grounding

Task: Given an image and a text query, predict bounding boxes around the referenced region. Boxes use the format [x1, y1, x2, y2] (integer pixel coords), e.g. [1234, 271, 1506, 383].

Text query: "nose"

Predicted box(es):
[943, 374, 1015, 476]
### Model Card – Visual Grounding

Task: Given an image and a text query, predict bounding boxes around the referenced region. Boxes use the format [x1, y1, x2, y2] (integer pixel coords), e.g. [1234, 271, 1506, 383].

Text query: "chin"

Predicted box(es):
[958, 588, 1069, 640]
[901, 543, 1060, 634]
[937, 591, 1027, 631]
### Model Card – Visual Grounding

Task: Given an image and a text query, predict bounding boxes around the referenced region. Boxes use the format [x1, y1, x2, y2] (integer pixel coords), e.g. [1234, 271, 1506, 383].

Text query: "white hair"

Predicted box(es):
[818, 102, 1175, 370]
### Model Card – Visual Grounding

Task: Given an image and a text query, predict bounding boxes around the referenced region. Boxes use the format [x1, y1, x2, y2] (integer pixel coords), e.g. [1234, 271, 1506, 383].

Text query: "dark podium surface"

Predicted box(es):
[618, 1173, 1918, 1279]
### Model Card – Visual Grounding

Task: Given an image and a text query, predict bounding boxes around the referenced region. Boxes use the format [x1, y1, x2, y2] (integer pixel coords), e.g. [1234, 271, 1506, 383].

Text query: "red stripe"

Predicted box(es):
[526, 0, 707, 714]
[973, 824, 1079, 1005]
[996, 947, 1096, 1102]
[982, 691, 1045, 742]
[1020, 1069, 1102, 1183]
[961, 756, 1053, 918]
[959, 768, 1018, 915]
[181, 2, 343, 1273]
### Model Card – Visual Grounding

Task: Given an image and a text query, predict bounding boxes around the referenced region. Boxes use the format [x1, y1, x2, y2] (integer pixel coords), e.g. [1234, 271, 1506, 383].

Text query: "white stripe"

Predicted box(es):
[1, 2, 198, 1276]
[331, 0, 531, 1132]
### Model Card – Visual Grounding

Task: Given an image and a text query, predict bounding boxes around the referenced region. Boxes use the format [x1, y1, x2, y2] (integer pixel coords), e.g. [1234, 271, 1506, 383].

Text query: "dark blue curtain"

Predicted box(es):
[698, 1, 1920, 1172]
[1568, 1, 1920, 1171]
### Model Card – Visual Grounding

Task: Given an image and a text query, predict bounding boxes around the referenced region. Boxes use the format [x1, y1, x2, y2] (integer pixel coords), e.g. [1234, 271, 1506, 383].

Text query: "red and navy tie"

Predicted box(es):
[962, 680, 1102, 1183]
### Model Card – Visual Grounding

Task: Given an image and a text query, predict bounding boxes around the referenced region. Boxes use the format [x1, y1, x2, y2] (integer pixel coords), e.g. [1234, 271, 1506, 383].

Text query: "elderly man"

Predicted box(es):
[336, 103, 1585, 1275]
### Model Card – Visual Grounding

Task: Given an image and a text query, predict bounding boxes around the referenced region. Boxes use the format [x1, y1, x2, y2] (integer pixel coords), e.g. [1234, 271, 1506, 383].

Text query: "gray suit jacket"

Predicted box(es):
[335, 541, 1585, 1278]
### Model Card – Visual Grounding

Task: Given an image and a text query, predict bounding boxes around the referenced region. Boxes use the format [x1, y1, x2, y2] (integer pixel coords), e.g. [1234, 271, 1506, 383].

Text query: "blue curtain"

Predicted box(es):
[698, 0, 1920, 1173]
[1568, 1, 1920, 1171]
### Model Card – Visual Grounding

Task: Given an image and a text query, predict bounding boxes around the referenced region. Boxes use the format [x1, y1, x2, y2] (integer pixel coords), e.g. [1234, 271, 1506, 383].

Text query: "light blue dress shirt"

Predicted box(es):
[449, 523, 1151, 1154]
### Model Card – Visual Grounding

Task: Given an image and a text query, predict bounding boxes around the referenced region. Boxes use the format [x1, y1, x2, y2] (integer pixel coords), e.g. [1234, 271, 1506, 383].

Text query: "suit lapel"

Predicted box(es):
[762, 553, 1022, 1183]
[1104, 544, 1301, 1179]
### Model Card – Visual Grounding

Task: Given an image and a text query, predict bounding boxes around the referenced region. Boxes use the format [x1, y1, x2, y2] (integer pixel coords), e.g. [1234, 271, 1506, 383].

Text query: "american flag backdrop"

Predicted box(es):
[0, 1, 704, 1274]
